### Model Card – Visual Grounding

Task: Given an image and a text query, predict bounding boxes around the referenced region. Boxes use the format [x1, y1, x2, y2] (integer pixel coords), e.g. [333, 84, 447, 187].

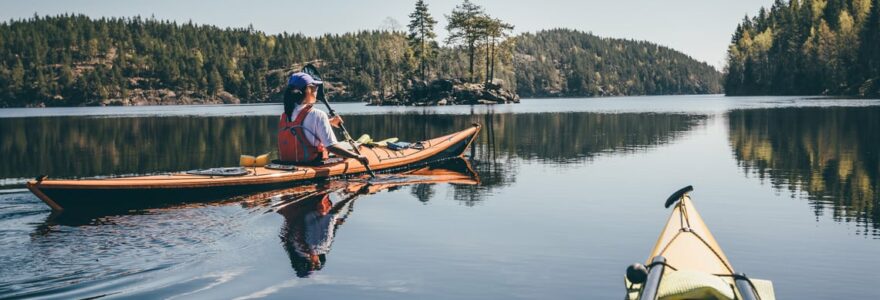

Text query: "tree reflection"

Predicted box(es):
[346, 112, 705, 165]
[0, 116, 276, 179]
[0, 112, 701, 180]
[411, 184, 435, 203]
[728, 107, 880, 235]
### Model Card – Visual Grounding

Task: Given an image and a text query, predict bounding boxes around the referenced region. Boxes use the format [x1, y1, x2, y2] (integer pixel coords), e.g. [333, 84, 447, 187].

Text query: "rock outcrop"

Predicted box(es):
[98, 89, 241, 106]
[368, 79, 520, 106]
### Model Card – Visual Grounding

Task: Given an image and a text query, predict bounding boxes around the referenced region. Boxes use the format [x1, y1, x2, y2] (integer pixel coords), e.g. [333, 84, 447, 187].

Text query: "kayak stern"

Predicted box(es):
[27, 181, 64, 212]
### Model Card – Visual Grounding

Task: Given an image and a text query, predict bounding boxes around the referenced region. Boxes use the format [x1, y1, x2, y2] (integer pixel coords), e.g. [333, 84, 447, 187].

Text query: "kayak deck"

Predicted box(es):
[28, 124, 480, 212]
[625, 188, 775, 300]
[649, 195, 734, 276]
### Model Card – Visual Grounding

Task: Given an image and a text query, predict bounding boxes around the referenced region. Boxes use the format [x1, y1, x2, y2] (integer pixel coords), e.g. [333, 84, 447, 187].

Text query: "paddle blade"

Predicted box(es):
[356, 134, 372, 144]
[240, 155, 256, 167]
[302, 64, 322, 80]
[302, 64, 327, 101]
[664, 185, 694, 208]
[255, 153, 270, 167]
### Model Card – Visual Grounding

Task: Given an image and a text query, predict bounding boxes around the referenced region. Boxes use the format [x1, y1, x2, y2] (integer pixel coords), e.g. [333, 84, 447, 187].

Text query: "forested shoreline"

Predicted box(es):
[725, 0, 880, 97]
[516, 29, 721, 97]
[0, 10, 721, 107]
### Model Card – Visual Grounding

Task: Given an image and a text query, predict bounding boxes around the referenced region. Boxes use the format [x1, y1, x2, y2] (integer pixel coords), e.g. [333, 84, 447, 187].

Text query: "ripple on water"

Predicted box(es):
[0, 191, 265, 299]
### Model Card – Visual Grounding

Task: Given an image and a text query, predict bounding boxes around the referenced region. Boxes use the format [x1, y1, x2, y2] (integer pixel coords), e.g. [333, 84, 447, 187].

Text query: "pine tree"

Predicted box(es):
[10, 59, 25, 100]
[407, 0, 438, 81]
[0, 63, 10, 105]
[208, 66, 223, 96]
[725, 0, 879, 95]
[33, 67, 50, 99]
[480, 17, 513, 83]
[859, 0, 880, 95]
[446, 0, 485, 82]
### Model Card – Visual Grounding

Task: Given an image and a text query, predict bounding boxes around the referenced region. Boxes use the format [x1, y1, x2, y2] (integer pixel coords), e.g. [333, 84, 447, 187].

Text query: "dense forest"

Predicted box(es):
[0, 14, 420, 107]
[0, 13, 721, 107]
[515, 29, 722, 97]
[725, 0, 880, 96]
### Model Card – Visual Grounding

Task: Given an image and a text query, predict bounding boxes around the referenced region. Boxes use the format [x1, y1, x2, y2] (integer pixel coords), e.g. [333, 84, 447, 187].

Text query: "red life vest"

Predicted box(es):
[278, 105, 328, 163]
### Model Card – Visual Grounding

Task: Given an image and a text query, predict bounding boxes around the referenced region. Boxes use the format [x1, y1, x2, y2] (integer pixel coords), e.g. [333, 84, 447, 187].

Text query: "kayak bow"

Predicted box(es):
[625, 186, 775, 300]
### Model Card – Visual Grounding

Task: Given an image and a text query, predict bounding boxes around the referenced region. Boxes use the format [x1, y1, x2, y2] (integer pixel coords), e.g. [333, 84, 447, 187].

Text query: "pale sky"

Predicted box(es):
[1, 0, 777, 70]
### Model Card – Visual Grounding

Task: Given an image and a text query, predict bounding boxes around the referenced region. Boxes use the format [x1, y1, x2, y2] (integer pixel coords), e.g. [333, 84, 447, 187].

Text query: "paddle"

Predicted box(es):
[663, 185, 693, 208]
[301, 64, 377, 178]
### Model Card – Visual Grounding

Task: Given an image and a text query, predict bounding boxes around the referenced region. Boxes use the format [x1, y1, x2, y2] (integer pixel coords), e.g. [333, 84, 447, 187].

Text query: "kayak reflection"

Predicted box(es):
[276, 159, 479, 277]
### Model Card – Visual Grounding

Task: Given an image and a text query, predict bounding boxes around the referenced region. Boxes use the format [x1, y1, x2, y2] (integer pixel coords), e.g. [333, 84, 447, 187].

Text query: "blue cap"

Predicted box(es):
[287, 72, 323, 89]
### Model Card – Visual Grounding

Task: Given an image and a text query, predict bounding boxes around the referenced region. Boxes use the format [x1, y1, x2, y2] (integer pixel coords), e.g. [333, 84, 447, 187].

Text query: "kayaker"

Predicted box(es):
[279, 72, 369, 166]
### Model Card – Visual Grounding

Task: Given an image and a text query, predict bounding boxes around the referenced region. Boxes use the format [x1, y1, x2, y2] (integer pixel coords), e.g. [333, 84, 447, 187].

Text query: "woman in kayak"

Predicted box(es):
[279, 72, 369, 166]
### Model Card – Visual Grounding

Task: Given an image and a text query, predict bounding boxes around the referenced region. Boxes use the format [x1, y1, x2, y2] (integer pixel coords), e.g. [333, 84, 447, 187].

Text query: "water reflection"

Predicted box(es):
[728, 107, 880, 235]
[278, 186, 354, 277]
[0, 116, 276, 179]
[447, 157, 517, 206]
[275, 160, 480, 277]
[0, 112, 704, 181]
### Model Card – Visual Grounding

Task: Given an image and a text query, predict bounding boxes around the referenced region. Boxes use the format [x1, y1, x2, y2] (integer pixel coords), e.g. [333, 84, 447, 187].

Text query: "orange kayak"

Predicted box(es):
[28, 124, 480, 213]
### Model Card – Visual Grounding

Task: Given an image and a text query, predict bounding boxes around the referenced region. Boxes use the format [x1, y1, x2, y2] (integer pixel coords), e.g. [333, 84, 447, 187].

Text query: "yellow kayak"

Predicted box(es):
[625, 186, 775, 300]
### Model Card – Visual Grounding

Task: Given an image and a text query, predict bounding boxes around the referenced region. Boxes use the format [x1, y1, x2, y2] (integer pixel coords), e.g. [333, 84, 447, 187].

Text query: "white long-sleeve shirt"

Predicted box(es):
[290, 105, 339, 148]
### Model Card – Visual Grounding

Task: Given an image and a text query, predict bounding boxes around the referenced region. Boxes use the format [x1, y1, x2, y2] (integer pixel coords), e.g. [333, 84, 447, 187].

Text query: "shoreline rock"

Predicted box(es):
[96, 89, 241, 106]
[368, 78, 520, 106]
[23, 68, 518, 107]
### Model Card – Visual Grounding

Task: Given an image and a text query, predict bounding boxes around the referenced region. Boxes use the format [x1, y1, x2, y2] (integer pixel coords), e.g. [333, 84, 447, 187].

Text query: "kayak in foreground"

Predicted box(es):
[625, 186, 775, 300]
[27, 124, 480, 213]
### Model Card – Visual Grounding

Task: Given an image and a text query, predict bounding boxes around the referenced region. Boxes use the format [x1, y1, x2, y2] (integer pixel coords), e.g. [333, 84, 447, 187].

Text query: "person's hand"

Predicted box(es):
[355, 154, 370, 166]
[329, 115, 343, 128]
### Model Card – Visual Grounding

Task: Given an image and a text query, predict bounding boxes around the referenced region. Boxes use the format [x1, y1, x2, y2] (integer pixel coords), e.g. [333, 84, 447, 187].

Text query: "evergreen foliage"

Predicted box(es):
[440, 0, 514, 85]
[725, 0, 880, 96]
[407, 0, 438, 81]
[0, 13, 722, 107]
[515, 29, 722, 97]
[445, 0, 487, 83]
[0, 14, 415, 107]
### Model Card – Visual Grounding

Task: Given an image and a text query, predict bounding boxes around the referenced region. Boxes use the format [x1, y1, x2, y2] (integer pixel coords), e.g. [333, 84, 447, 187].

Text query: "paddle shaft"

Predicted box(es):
[319, 98, 377, 178]
[301, 63, 375, 178]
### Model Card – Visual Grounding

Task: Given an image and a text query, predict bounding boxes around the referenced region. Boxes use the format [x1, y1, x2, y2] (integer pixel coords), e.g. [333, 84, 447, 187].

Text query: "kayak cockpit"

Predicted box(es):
[624, 267, 775, 300]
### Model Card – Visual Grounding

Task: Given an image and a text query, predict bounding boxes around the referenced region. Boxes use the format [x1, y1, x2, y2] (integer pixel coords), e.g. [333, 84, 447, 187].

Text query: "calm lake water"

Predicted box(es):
[1, 95, 879, 299]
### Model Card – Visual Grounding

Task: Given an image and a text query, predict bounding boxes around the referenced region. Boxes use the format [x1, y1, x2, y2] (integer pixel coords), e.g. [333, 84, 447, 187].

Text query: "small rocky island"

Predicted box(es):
[98, 77, 520, 107]
[367, 79, 520, 106]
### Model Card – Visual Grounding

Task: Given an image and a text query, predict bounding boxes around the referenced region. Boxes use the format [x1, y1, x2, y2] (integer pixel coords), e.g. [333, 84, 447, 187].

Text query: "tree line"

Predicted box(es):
[0, 14, 420, 106]
[725, 0, 880, 96]
[0, 1, 722, 107]
[515, 29, 722, 97]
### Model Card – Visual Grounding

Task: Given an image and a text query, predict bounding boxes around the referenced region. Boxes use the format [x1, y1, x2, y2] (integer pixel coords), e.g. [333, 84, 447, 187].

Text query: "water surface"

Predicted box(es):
[1, 95, 879, 299]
